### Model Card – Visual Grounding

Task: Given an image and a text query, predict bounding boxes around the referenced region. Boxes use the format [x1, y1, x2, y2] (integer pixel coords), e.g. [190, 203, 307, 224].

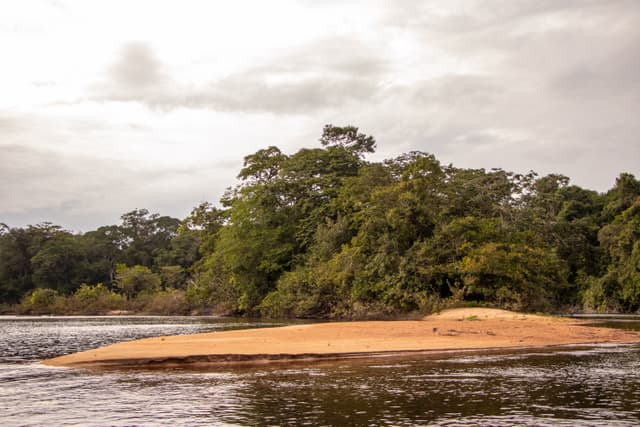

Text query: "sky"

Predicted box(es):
[2, 0, 639, 231]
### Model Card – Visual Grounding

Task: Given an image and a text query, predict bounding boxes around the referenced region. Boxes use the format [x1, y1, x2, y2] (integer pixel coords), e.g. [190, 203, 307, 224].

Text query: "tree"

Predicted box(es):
[459, 242, 568, 311]
[153, 233, 200, 270]
[31, 233, 86, 294]
[2, 126, 639, 317]
[596, 197, 640, 311]
[159, 265, 186, 289]
[115, 264, 161, 300]
[0, 227, 35, 303]
[0, 223, 78, 302]
[81, 225, 125, 286]
[119, 209, 180, 267]
[177, 201, 226, 260]
[603, 173, 640, 219]
[319, 124, 376, 157]
[200, 125, 378, 313]
[237, 146, 287, 184]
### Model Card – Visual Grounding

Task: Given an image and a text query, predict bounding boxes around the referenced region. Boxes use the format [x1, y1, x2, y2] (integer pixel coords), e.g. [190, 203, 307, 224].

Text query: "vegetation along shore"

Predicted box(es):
[2, 125, 640, 318]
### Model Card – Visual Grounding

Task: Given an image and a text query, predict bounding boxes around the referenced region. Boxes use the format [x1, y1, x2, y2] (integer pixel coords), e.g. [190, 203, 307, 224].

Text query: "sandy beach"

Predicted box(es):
[43, 308, 640, 368]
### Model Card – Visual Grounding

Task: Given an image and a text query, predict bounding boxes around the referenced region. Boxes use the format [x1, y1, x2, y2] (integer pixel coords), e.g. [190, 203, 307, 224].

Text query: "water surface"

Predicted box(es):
[1, 315, 639, 426]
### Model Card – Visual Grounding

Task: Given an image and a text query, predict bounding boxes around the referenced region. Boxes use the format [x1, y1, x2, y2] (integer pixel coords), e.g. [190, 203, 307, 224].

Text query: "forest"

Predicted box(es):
[1, 125, 639, 317]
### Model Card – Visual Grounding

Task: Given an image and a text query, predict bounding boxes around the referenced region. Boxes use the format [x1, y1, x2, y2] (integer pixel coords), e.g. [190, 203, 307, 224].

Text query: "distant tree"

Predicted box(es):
[153, 234, 200, 270]
[119, 209, 180, 267]
[0, 227, 35, 303]
[0, 223, 78, 302]
[178, 201, 226, 256]
[159, 265, 186, 289]
[115, 264, 161, 299]
[319, 124, 376, 157]
[31, 232, 86, 294]
[81, 225, 125, 285]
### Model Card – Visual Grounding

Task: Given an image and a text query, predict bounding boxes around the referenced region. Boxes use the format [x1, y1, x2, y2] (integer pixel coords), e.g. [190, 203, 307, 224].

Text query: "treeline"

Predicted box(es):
[1, 125, 639, 317]
[0, 209, 202, 314]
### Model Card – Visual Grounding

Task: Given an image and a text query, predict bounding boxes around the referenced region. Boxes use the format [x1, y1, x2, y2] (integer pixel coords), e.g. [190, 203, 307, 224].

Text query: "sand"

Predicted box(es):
[43, 308, 640, 368]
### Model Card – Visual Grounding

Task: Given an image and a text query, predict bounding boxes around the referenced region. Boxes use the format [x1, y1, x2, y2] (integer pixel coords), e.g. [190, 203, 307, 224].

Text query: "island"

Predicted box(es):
[43, 308, 640, 369]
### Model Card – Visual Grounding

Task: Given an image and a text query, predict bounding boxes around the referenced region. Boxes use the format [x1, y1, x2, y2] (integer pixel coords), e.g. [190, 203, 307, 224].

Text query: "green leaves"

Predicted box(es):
[115, 264, 161, 300]
[596, 197, 640, 310]
[193, 129, 640, 317]
[458, 242, 567, 311]
[1, 126, 638, 317]
[238, 146, 287, 183]
[319, 124, 376, 157]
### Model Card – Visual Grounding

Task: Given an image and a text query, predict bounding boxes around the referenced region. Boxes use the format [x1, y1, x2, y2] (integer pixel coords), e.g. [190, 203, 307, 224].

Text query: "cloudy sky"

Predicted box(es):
[2, 0, 639, 231]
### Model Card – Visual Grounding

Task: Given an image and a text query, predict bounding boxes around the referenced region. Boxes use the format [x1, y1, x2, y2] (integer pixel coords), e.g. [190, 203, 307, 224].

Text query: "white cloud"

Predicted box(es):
[1, 0, 639, 229]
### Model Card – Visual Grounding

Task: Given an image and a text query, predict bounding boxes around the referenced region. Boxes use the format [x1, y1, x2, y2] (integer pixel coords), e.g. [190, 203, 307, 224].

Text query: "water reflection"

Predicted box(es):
[1, 316, 639, 426]
[224, 346, 640, 426]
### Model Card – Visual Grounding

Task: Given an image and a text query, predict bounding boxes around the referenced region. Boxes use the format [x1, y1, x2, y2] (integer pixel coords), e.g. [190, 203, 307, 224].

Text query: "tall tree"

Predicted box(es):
[82, 225, 125, 286]
[31, 233, 86, 294]
[597, 197, 640, 311]
[119, 209, 180, 267]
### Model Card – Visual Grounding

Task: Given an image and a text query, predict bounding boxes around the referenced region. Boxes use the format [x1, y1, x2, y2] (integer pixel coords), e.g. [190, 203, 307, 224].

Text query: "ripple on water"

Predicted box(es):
[1, 317, 640, 426]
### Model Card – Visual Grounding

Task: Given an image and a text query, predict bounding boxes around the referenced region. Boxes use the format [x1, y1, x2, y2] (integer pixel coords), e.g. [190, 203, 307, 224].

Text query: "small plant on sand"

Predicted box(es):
[465, 315, 480, 321]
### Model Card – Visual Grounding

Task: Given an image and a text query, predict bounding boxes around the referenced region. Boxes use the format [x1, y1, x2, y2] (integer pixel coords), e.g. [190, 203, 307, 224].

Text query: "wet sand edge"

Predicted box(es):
[41, 308, 640, 369]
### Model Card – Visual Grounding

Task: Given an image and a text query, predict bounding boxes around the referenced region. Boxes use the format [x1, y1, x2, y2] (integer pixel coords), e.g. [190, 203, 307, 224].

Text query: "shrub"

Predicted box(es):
[67, 283, 125, 314]
[21, 288, 64, 314]
[141, 289, 190, 315]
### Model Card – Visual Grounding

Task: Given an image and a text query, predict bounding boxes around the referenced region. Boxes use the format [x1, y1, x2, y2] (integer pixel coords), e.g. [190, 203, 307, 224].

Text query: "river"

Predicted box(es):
[1, 315, 639, 426]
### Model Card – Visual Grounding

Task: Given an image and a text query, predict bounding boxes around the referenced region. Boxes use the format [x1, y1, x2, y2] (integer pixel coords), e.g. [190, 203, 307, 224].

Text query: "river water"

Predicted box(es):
[1, 316, 639, 426]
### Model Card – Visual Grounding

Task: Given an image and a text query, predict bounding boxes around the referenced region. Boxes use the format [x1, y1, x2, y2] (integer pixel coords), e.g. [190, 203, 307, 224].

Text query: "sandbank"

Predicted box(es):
[43, 308, 640, 368]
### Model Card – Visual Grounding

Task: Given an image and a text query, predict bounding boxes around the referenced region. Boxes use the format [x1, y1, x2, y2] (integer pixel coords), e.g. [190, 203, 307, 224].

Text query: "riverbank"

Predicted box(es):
[43, 308, 640, 368]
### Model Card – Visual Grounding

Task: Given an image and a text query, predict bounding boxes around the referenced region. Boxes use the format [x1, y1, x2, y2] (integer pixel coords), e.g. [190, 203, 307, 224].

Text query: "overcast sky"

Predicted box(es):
[2, 0, 639, 231]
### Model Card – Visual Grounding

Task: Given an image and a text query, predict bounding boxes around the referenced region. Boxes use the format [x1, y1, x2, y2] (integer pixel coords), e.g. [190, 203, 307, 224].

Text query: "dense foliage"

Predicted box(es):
[1, 125, 639, 316]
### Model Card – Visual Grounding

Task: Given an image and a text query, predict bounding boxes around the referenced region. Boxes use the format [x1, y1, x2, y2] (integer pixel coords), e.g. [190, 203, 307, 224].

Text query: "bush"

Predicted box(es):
[21, 288, 64, 314]
[67, 283, 125, 314]
[140, 289, 190, 315]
